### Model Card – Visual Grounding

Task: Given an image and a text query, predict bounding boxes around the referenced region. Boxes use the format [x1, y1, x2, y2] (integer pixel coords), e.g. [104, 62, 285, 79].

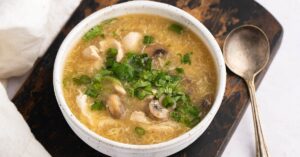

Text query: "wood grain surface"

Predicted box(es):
[12, 0, 283, 156]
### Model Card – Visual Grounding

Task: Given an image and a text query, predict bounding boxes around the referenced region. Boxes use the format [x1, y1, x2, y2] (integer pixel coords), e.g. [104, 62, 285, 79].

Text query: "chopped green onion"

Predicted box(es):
[132, 80, 151, 88]
[91, 101, 105, 110]
[179, 52, 192, 65]
[162, 95, 175, 108]
[85, 87, 98, 98]
[164, 60, 171, 67]
[73, 75, 91, 85]
[134, 87, 152, 100]
[101, 76, 122, 86]
[134, 127, 145, 136]
[170, 111, 181, 121]
[169, 23, 184, 34]
[83, 25, 103, 41]
[112, 63, 135, 81]
[105, 48, 118, 68]
[98, 69, 112, 76]
[175, 67, 184, 74]
[143, 35, 154, 45]
[107, 48, 118, 58]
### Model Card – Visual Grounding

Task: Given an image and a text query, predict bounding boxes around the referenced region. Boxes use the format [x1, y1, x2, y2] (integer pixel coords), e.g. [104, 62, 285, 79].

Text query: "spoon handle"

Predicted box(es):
[246, 79, 269, 157]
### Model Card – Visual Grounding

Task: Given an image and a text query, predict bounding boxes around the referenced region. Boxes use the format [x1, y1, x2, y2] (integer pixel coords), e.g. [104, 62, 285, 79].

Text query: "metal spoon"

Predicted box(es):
[223, 25, 270, 157]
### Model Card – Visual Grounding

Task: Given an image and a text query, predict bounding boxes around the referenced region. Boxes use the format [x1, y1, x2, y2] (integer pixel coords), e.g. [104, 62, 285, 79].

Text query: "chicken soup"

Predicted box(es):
[63, 14, 217, 144]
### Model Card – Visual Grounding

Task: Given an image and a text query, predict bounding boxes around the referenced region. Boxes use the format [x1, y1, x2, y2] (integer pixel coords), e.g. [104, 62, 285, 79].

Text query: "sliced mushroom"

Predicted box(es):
[149, 100, 169, 120]
[144, 44, 168, 58]
[106, 94, 125, 119]
[99, 38, 124, 62]
[82, 45, 101, 60]
[122, 32, 142, 51]
[130, 111, 151, 124]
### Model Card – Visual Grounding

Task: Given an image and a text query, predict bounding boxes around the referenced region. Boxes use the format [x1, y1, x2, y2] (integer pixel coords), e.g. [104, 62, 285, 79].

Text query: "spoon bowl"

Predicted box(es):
[223, 25, 270, 79]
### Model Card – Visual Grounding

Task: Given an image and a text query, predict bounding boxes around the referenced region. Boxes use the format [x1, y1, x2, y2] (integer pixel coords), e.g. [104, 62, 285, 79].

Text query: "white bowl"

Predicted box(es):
[53, 1, 226, 157]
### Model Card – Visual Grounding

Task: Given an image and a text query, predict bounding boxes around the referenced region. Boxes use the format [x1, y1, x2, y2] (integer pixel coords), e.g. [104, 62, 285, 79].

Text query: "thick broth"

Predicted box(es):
[63, 14, 217, 144]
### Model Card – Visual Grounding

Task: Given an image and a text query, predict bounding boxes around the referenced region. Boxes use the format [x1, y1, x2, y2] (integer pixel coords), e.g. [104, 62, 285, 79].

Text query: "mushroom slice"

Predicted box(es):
[122, 32, 142, 51]
[149, 100, 169, 120]
[106, 94, 125, 119]
[130, 111, 151, 124]
[82, 45, 101, 60]
[99, 38, 124, 62]
[144, 44, 168, 58]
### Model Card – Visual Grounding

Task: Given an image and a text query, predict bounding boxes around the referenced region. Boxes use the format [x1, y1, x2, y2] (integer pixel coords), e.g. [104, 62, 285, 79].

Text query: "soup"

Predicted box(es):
[63, 14, 217, 145]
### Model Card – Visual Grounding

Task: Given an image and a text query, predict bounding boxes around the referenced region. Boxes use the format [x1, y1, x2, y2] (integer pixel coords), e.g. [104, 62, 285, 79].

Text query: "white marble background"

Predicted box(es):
[5, 0, 300, 157]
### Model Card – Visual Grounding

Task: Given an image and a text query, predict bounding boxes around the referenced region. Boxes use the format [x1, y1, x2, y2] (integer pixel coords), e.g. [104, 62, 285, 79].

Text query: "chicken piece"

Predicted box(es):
[97, 118, 119, 129]
[130, 111, 151, 124]
[149, 100, 169, 120]
[114, 84, 126, 95]
[106, 94, 125, 119]
[89, 59, 103, 73]
[122, 32, 142, 51]
[99, 38, 124, 62]
[76, 90, 93, 124]
[82, 45, 101, 60]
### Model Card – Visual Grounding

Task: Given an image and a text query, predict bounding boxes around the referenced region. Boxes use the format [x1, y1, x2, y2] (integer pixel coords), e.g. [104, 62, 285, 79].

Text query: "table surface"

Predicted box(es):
[6, 0, 300, 157]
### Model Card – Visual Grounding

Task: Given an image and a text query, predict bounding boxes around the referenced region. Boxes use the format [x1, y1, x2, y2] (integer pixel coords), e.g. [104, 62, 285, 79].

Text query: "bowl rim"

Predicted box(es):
[53, 1, 226, 150]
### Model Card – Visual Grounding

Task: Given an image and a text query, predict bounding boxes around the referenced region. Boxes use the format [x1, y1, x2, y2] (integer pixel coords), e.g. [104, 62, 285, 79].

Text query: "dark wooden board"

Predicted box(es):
[12, 0, 283, 156]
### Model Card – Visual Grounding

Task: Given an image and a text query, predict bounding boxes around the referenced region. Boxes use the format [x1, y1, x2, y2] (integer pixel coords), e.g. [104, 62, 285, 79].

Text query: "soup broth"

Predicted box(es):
[63, 14, 217, 144]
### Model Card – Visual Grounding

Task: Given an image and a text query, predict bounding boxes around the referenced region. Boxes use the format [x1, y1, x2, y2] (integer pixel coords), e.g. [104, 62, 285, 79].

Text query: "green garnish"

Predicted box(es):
[101, 76, 122, 86]
[171, 103, 200, 127]
[135, 127, 145, 136]
[179, 52, 192, 65]
[72, 46, 201, 127]
[85, 88, 99, 98]
[135, 87, 152, 100]
[111, 63, 135, 81]
[73, 75, 91, 85]
[169, 23, 184, 34]
[143, 35, 154, 45]
[164, 60, 171, 66]
[125, 53, 152, 71]
[98, 69, 113, 77]
[105, 48, 118, 68]
[162, 95, 175, 108]
[82, 18, 118, 42]
[175, 67, 184, 74]
[91, 101, 105, 110]
[83, 25, 103, 41]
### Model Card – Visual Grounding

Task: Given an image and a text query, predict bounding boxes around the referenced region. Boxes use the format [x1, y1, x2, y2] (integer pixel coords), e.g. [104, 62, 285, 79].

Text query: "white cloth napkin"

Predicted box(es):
[0, 0, 81, 156]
